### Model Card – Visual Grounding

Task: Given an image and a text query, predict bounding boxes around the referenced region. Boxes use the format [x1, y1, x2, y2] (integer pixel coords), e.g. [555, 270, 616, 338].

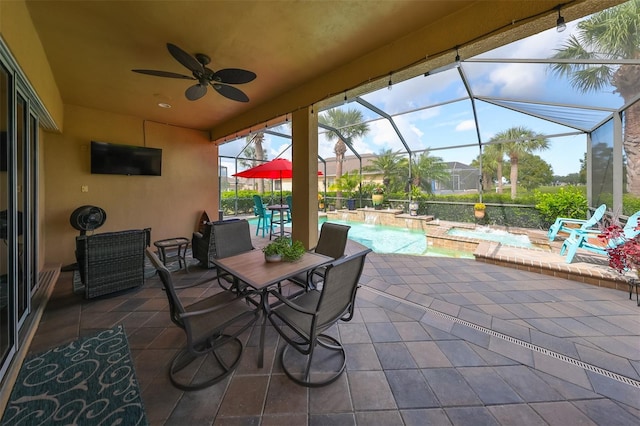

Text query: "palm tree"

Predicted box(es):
[362, 148, 407, 193]
[239, 132, 267, 193]
[410, 151, 449, 194]
[483, 143, 506, 194]
[491, 126, 549, 199]
[319, 109, 369, 206]
[550, 0, 640, 194]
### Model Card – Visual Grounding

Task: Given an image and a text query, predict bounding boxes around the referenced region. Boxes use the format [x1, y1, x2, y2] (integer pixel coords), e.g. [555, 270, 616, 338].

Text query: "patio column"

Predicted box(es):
[291, 107, 318, 249]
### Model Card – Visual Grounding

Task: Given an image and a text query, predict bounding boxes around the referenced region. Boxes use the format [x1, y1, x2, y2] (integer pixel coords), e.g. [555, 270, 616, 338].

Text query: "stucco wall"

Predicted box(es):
[43, 105, 219, 265]
[0, 0, 64, 130]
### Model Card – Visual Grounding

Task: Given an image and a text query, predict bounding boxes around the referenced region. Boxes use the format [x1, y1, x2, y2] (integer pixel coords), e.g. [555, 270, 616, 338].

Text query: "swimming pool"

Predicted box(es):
[247, 217, 472, 257]
[323, 219, 472, 258]
[446, 226, 533, 248]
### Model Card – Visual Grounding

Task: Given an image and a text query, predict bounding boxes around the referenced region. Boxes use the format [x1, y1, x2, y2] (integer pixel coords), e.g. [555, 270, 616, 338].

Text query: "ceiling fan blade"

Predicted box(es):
[214, 68, 257, 84]
[212, 83, 250, 102]
[132, 69, 195, 80]
[185, 84, 207, 101]
[166, 43, 203, 73]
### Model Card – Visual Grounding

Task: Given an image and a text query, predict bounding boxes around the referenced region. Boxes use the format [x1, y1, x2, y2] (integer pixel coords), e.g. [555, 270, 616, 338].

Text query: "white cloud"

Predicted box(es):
[455, 120, 476, 131]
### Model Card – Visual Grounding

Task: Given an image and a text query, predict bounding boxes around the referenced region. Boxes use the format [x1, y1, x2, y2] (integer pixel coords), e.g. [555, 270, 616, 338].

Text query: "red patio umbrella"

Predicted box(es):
[233, 158, 322, 203]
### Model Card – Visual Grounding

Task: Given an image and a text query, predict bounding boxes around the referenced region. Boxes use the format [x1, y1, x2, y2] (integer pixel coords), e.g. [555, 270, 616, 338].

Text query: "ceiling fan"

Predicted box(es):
[132, 43, 256, 102]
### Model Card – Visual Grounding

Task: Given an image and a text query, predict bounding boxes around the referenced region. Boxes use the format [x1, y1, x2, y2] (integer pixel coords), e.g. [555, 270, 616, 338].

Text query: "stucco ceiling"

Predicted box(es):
[24, 0, 617, 137]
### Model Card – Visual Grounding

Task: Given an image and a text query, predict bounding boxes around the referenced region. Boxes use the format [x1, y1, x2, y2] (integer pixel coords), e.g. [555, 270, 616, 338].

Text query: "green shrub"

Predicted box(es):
[534, 186, 587, 223]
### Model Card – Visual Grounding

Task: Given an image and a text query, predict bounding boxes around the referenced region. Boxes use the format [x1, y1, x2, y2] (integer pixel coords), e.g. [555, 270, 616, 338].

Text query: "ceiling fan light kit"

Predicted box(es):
[133, 43, 256, 102]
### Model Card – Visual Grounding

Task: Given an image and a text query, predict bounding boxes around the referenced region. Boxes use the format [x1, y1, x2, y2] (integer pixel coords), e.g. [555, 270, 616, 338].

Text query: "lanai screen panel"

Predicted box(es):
[361, 66, 470, 116]
[463, 61, 624, 111]
[395, 98, 478, 152]
[591, 119, 614, 209]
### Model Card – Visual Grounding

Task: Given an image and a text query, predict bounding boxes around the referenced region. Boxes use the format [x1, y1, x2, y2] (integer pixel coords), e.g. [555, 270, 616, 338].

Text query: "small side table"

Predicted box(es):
[628, 278, 639, 306]
[154, 237, 190, 273]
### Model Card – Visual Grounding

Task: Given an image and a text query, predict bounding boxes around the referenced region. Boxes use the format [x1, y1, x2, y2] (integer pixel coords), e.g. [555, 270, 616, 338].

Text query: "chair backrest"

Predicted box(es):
[285, 195, 292, 211]
[583, 204, 607, 229]
[315, 249, 371, 328]
[210, 219, 254, 259]
[623, 211, 640, 239]
[76, 228, 151, 298]
[314, 222, 350, 260]
[253, 195, 267, 217]
[145, 248, 186, 328]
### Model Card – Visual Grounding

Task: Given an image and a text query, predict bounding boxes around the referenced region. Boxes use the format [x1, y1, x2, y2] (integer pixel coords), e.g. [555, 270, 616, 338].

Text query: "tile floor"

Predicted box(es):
[28, 234, 640, 426]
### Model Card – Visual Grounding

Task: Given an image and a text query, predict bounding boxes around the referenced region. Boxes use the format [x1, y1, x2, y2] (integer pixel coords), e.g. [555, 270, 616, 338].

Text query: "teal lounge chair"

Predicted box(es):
[560, 211, 640, 263]
[548, 204, 607, 242]
[253, 195, 275, 238]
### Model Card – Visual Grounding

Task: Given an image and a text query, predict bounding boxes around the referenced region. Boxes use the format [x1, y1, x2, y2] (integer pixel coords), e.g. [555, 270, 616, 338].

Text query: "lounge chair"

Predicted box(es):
[548, 204, 607, 241]
[560, 211, 640, 263]
[75, 228, 150, 299]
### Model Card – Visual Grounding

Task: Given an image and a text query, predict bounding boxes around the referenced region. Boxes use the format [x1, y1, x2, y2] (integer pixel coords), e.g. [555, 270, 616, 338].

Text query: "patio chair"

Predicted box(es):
[253, 195, 281, 237]
[548, 204, 607, 241]
[146, 248, 259, 391]
[266, 248, 371, 387]
[191, 219, 254, 292]
[75, 228, 150, 299]
[560, 211, 640, 263]
[287, 221, 351, 293]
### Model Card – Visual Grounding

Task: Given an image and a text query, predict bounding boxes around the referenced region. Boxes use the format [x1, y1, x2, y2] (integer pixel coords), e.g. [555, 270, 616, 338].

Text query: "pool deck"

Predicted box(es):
[23, 217, 639, 424]
[324, 211, 634, 294]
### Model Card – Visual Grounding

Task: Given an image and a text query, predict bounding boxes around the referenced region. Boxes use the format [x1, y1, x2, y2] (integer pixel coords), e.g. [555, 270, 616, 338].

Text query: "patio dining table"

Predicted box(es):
[212, 249, 331, 367]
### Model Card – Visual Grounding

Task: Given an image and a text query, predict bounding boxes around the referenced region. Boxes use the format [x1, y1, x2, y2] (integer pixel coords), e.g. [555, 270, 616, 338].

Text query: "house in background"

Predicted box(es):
[434, 162, 480, 194]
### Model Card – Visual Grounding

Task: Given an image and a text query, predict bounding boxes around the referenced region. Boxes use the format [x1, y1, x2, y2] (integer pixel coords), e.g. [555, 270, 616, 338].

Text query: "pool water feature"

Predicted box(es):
[446, 226, 532, 248]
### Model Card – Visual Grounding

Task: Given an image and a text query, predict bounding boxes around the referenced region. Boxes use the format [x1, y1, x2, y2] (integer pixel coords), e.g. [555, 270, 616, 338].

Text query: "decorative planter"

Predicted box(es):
[372, 194, 384, 206]
[346, 199, 356, 210]
[474, 210, 485, 219]
[265, 254, 282, 263]
[409, 202, 419, 216]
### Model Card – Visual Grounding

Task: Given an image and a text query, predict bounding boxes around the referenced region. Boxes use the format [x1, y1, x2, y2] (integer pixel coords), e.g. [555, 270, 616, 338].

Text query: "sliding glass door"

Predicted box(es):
[0, 51, 40, 381]
[0, 61, 13, 372]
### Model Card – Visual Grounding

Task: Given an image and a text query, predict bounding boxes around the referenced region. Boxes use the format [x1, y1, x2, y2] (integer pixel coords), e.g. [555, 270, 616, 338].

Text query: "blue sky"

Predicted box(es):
[221, 10, 627, 179]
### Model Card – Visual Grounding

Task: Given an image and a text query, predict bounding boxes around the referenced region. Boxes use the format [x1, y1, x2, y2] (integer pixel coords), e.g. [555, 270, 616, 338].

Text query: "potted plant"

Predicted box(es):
[474, 202, 486, 219]
[408, 186, 421, 216]
[262, 236, 306, 262]
[372, 185, 385, 207]
[318, 193, 325, 210]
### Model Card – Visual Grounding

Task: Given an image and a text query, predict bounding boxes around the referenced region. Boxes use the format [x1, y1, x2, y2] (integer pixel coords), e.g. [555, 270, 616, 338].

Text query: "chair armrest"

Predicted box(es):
[267, 289, 317, 315]
[180, 291, 259, 319]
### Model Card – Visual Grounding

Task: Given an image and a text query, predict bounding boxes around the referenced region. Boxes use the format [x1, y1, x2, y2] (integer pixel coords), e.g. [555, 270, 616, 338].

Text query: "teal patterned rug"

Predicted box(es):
[1, 325, 147, 426]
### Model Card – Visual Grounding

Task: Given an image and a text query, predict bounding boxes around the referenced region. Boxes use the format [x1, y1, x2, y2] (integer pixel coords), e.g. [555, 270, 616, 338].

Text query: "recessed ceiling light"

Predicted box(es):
[158, 102, 172, 108]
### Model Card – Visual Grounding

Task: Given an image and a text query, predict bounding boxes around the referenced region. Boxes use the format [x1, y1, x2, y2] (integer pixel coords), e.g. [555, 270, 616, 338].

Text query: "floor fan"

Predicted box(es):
[61, 205, 107, 272]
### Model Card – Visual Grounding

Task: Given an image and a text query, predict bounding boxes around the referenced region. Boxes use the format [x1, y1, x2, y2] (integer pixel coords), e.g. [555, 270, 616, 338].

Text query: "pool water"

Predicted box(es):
[446, 227, 532, 248]
[323, 219, 473, 258]
[246, 216, 472, 257]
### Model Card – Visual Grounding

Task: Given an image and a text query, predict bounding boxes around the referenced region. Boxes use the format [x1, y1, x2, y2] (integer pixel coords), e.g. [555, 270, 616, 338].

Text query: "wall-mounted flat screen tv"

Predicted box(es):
[91, 141, 162, 176]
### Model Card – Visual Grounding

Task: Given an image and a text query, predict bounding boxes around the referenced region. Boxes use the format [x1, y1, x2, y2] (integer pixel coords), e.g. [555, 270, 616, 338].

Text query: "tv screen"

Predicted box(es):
[91, 141, 162, 176]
